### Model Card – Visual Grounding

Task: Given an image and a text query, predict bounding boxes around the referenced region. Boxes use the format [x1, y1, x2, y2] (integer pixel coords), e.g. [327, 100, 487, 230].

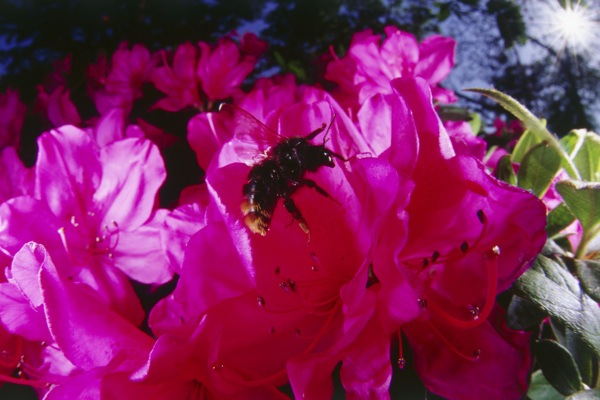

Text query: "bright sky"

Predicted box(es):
[521, 0, 600, 63]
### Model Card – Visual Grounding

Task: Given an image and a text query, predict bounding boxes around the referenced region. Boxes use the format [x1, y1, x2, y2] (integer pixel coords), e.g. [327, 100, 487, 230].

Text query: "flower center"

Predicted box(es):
[58, 214, 120, 266]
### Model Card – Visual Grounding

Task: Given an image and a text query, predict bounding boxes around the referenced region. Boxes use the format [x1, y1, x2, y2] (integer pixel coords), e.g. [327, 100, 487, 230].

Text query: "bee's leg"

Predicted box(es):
[283, 196, 310, 234]
[305, 123, 327, 141]
[299, 179, 341, 206]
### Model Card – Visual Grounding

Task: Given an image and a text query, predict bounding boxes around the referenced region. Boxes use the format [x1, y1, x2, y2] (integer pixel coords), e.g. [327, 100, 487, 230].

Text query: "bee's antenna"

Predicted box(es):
[322, 113, 336, 145]
[331, 150, 372, 163]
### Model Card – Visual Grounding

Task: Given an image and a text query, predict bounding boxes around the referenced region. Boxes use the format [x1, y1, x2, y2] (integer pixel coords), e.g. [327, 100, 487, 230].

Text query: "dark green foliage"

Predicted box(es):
[0, 0, 266, 101]
[486, 0, 527, 48]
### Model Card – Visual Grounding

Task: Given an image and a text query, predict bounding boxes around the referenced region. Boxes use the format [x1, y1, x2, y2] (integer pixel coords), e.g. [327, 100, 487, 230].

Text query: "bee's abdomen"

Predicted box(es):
[241, 172, 280, 236]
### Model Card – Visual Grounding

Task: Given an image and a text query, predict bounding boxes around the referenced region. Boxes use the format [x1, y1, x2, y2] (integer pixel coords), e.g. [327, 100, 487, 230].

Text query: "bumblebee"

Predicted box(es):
[219, 104, 345, 236]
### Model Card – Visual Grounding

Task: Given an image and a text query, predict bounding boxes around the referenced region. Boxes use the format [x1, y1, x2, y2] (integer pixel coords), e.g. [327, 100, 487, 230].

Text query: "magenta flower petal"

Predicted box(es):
[404, 306, 531, 400]
[46, 86, 82, 128]
[0, 281, 50, 341]
[240, 32, 269, 58]
[112, 210, 172, 284]
[175, 221, 255, 317]
[339, 318, 392, 400]
[101, 371, 202, 400]
[391, 77, 453, 158]
[161, 200, 208, 274]
[356, 93, 393, 157]
[445, 120, 486, 160]
[415, 35, 456, 85]
[0, 196, 75, 275]
[431, 86, 457, 103]
[74, 259, 146, 326]
[90, 108, 127, 147]
[187, 111, 232, 171]
[39, 244, 153, 371]
[43, 354, 126, 400]
[381, 27, 419, 76]
[197, 38, 256, 101]
[151, 42, 200, 112]
[287, 356, 339, 400]
[96, 138, 166, 230]
[325, 27, 457, 113]
[9, 242, 46, 308]
[35, 126, 102, 221]
[0, 88, 26, 150]
[0, 146, 30, 203]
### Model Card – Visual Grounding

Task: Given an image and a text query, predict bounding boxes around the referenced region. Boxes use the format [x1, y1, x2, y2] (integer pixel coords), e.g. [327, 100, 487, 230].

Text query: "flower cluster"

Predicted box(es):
[0, 28, 547, 400]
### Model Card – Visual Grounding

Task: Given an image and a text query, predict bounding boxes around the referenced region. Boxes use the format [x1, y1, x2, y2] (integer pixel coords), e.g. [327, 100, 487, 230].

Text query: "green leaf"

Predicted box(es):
[512, 128, 541, 164]
[506, 295, 547, 330]
[566, 389, 600, 400]
[555, 180, 600, 234]
[466, 88, 581, 179]
[437, 2, 451, 21]
[535, 339, 585, 396]
[517, 141, 562, 197]
[554, 235, 575, 253]
[575, 260, 600, 303]
[566, 328, 595, 387]
[468, 112, 481, 134]
[494, 154, 517, 186]
[528, 370, 567, 400]
[561, 129, 586, 158]
[547, 202, 577, 237]
[513, 254, 600, 358]
[572, 130, 600, 182]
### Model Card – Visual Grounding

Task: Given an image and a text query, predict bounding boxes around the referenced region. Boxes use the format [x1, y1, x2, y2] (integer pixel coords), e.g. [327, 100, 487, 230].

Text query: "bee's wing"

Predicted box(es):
[218, 104, 283, 146]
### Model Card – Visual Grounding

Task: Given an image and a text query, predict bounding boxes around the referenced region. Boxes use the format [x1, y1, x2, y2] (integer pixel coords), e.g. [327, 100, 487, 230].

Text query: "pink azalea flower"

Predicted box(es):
[159, 186, 210, 276]
[100, 314, 290, 400]
[152, 35, 263, 112]
[151, 42, 201, 112]
[0, 88, 27, 150]
[44, 55, 72, 90]
[85, 108, 144, 147]
[0, 243, 80, 396]
[0, 125, 171, 325]
[151, 98, 402, 398]
[444, 120, 486, 160]
[36, 85, 82, 128]
[373, 78, 547, 400]
[239, 32, 269, 58]
[90, 43, 157, 115]
[325, 26, 456, 116]
[197, 36, 257, 102]
[134, 118, 178, 150]
[85, 108, 177, 150]
[0, 146, 32, 204]
[0, 242, 155, 398]
[402, 305, 531, 400]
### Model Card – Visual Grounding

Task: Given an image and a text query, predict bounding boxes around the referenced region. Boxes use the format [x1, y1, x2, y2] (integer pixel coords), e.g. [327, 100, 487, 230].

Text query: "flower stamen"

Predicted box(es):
[397, 330, 405, 369]
[427, 321, 481, 362]
[58, 227, 92, 266]
[426, 246, 499, 330]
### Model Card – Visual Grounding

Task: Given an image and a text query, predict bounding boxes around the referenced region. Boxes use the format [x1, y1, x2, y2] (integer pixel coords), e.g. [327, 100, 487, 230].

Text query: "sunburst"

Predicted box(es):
[529, 0, 600, 58]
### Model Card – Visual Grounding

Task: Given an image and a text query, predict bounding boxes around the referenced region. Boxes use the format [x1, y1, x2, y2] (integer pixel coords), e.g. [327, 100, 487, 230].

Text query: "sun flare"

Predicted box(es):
[551, 1, 596, 51]
[531, 0, 600, 56]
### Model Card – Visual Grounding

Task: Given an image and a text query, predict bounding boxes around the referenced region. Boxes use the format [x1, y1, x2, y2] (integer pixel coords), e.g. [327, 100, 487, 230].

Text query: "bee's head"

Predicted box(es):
[304, 145, 336, 171]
